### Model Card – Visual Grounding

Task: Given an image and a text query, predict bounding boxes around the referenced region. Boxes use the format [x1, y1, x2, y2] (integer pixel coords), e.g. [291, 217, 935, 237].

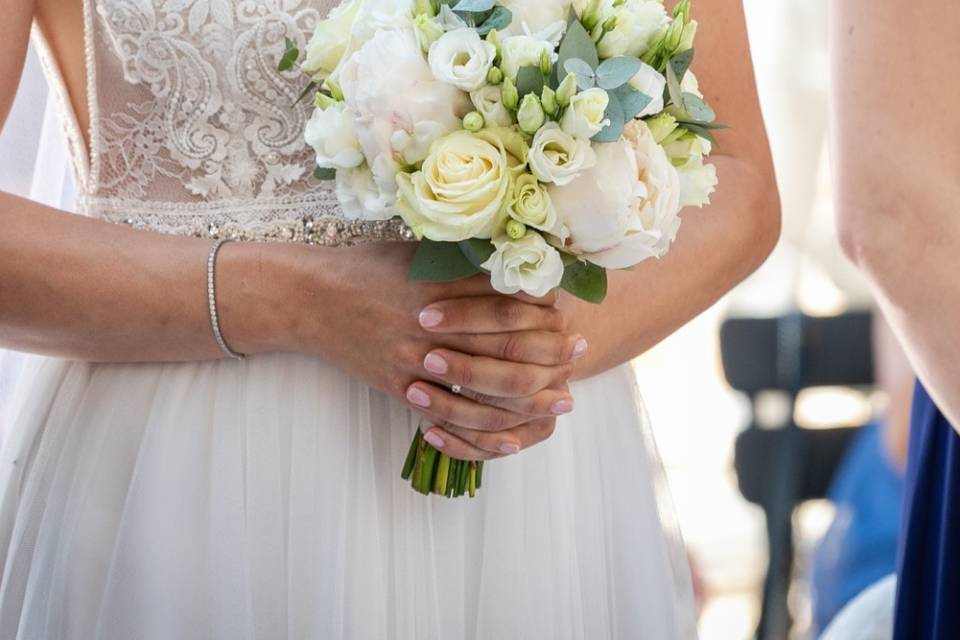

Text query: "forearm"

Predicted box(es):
[564, 155, 779, 379]
[0, 192, 290, 362]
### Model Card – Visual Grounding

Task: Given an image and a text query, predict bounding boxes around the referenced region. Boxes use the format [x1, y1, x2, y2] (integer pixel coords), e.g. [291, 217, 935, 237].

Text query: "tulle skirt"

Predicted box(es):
[0, 352, 695, 639]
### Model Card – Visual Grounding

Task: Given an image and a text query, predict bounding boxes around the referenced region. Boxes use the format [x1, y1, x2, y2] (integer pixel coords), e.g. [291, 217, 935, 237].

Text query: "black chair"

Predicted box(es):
[719, 310, 875, 640]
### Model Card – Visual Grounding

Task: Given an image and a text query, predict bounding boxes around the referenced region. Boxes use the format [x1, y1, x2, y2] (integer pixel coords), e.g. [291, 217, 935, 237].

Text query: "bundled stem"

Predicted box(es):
[400, 428, 484, 498]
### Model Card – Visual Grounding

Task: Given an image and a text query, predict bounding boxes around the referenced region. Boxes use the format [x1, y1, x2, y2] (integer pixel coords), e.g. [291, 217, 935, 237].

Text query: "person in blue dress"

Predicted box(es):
[832, 2, 960, 638]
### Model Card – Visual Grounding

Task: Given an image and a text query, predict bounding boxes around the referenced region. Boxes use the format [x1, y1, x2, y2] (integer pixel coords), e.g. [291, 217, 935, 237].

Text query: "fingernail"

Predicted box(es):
[419, 308, 444, 328]
[406, 387, 431, 408]
[551, 399, 574, 415]
[499, 442, 520, 455]
[423, 430, 445, 449]
[572, 338, 588, 359]
[423, 353, 449, 375]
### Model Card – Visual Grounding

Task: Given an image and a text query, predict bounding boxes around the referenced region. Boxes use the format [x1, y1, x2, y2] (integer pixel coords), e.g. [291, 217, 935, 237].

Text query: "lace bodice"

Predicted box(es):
[34, 0, 410, 244]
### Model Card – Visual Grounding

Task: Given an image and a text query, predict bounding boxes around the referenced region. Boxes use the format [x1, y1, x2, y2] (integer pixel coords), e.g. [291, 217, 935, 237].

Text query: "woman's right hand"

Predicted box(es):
[233, 241, 585, 454]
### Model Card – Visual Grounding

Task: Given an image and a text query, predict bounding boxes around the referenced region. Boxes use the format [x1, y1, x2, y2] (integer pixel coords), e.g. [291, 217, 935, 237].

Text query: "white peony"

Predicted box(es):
[304, 102, 364, 169]
[349, 0, 417, 45]
[335, 163, 396, 220]
[337, 30, 470, 211]
[678, 157, 718, 208]
[627, 62, 666, 117]
[549, 119, 681, 268]
[528, 123, 597, 187]
[470, 84, 514, 127]
[301, 0, 361, 81]
[428, 29, 497, 91]
[499, 35, 556, 80]
[481, 231, 565, 298]
[560, 88, 610, 139]
[594, 0, 668, 59]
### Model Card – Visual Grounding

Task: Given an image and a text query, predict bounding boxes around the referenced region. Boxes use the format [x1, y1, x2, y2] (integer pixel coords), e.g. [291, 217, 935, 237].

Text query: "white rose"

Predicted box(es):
[627, 62, 666, 117]
[529, 122, 597, 186]
[428, 29, 497, 91]
[470, 84, 514, 127]
[304, 102, 364, 169]
[507, 173, 563, 236]
[549, 119, 681, 268]
[500, 0, 568, 36]
[335, 163, 396, 220]
[396, 129, 519, 241]
[481, 231, 564, 298]
[302, 0, 361, 81]
[560, 88, 610, 139]
[500, 35, 556, 80]
[338, 30, 470, 208]
[595, 0, 668, 59]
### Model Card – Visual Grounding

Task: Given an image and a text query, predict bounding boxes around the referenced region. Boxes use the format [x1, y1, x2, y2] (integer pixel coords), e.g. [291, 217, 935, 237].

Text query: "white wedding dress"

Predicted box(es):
[0, 0, 696, 637]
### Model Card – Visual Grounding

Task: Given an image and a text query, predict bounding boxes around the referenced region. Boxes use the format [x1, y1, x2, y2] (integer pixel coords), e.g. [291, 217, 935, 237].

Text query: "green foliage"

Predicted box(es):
[611, 84, 653, 120]
[458, 238, 496, 269]
[516, 66, 545, 98]
[452, 0, 494, 12]
[277, 37, 300, 72]
[475, 5, 512, 33]
[563, 58, 596, 90]
[408, 240, 483, 281]
[561, 259, 608, 303]
[294, 81, 318, 106]
[556, 17, 598, 86]
[595, 56, 642, 90]
[313, 166, 336, 180]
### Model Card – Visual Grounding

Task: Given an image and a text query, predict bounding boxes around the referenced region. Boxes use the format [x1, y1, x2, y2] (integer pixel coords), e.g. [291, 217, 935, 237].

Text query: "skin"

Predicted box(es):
[832, 2, 960, 433]
[0, 0, 779, 461]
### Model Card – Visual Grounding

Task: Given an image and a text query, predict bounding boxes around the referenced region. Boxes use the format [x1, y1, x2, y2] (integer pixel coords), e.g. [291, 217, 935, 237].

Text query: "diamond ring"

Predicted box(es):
[451, 384, 463, 395]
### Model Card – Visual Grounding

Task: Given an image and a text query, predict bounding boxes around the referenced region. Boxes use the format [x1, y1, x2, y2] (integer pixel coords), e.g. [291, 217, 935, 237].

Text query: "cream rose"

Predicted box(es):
[301, 0, 361, 81]
[428, 29, 497, 91]
[549, 120, 681, 268]
[470, 84, 514, 127]
[396, 128, 523, 241]
[528, 123, 597, 186]
[560, 88, 610, 139]
[499, 35, 556, 80]
[627, 62, 666, 118]
[481, 231, 565, 298]
[507, 173, 563, 235]
[304, 102, 363, 169]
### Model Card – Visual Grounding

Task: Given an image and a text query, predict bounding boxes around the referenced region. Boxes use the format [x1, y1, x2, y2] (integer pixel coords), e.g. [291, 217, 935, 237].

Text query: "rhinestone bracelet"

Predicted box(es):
[207, 239, 246, 360]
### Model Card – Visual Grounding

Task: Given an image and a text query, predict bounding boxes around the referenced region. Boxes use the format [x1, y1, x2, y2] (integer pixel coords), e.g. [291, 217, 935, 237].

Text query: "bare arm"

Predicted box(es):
[832, 1, 960, 430]
[564, 0, 781, 379]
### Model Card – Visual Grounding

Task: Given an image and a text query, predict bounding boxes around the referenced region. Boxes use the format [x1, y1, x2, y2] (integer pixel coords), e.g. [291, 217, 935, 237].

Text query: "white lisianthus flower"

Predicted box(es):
[560, 88, 610, 139]
[529, 123, 597, 186]
[301, 0, 361, 81]
[338, 30, 470, 209]
[470, 85, 514, 127]
[481, 231, 565, 297]
[627, 62, 666, 117]
[549, 119, 681, 268]
[680, 70, 703, 97]
[499, 35, 556, 80]
[304, 102, 364, 169]
[335, 163, 396, 220]
[677, 156, 717, 208]
[428, 29, 497, 91]
[396, 128, 524, 241]
[594, 0, 668, 59]
[500, 0, 568, 36]
[507, 173, 564, 236]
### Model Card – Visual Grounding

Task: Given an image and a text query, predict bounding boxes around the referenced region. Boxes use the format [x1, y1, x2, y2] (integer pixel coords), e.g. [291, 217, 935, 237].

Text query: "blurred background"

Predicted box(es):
[636, 1, 908, 638]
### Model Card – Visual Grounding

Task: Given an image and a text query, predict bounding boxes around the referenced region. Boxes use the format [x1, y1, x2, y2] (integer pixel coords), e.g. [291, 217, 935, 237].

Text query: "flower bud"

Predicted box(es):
[486, 28, 501, 58]
[678, 20, 698, 52]
[314, 92, 338, 110]
[664, 18, 684, 53]
[673, 0, 691, 24]
[487, 66, 504, 85]
[501, 75, 519, 111]
[540, 86, 558, 117]
[323, 78, 344, 102]
[505, 219, 528, 240]
[414, 0, 435, 17]
[414, 14, 444, 51]
[645, 113, 679, 144]
[555, 72, 577, 108]
[517, 94, 546, 134]
[539, 49, 552, 77]
[601, 15, 617, 34]
[462, 111, 485, 132]
[581, 0, 603, 31]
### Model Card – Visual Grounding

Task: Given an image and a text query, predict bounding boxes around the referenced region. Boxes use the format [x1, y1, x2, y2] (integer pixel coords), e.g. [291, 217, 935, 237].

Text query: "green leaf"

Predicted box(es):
[680, 122, 718, 144]
[592, 91, 624, 143]
[561, 260, 607, 303]
[408, 240, 482, 282]
[557, 17, 598, 85]
[476, 5, 512, 34]
[293, 81, 318, 106]
[452, 0, 494, 12]
[681, 92, 715, 122]
[665, 55, 683, 109]
[595, 56, 642, 90]
[277, 37, 300, 72]
[313, 166, 336, 180]
[458, 238, 496, 269]
[611, 84, 653, 120]
[668, 48, 694, 84]
[516, 66, 545, 98]
[563, 58, 596, 90]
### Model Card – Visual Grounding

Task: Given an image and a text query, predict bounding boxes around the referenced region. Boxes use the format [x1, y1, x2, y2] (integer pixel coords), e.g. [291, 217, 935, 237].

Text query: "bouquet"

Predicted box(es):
[281, 0, 720, 497]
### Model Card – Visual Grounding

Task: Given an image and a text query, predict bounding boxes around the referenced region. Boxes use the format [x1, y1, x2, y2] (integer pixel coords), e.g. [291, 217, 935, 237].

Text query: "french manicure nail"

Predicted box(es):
[499, 442, 521, 455]
[406, 387, 431, 408]
[551, 399, 574, 415]
[419, 308, 444, 328]
[423, 431, 445, 449]
[572, 338, 588, 359]
[423, 353, 449, 375]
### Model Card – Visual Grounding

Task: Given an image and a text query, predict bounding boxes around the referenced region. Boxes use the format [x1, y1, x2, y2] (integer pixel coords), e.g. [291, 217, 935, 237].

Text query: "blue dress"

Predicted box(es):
[894, 382, 960, 638]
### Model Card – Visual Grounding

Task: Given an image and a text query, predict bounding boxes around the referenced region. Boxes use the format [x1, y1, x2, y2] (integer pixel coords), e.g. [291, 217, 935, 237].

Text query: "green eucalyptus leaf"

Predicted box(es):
[277, 38, 300, 72]
[592, 91, 624, 142]
[665, 55, 683, 109]
[458, 238, 496, 269]
[595, 56, 642, 90]
[679, 122, 718, 145]
[476, 5, 512, 34]
[313, 166, 336, 180]
[668, 48, 694, 83]
[561, 260, 607, 304]
[681, 92, 716, 122]
[611, 84, 653, 120]
[409, 240, 483, 282]
[564, 58, 596, 90]
[557, 17, 598, 84]
[452, 0, 495, 12]
[516, 65, 545, 97]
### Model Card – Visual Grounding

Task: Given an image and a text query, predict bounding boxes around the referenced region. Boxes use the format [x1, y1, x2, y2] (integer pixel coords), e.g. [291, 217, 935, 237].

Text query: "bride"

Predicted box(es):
[0, 0, 778, 637]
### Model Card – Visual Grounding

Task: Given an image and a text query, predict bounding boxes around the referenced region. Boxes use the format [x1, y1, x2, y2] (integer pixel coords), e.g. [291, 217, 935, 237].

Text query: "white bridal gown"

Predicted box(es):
[0, 0, 696, 637]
